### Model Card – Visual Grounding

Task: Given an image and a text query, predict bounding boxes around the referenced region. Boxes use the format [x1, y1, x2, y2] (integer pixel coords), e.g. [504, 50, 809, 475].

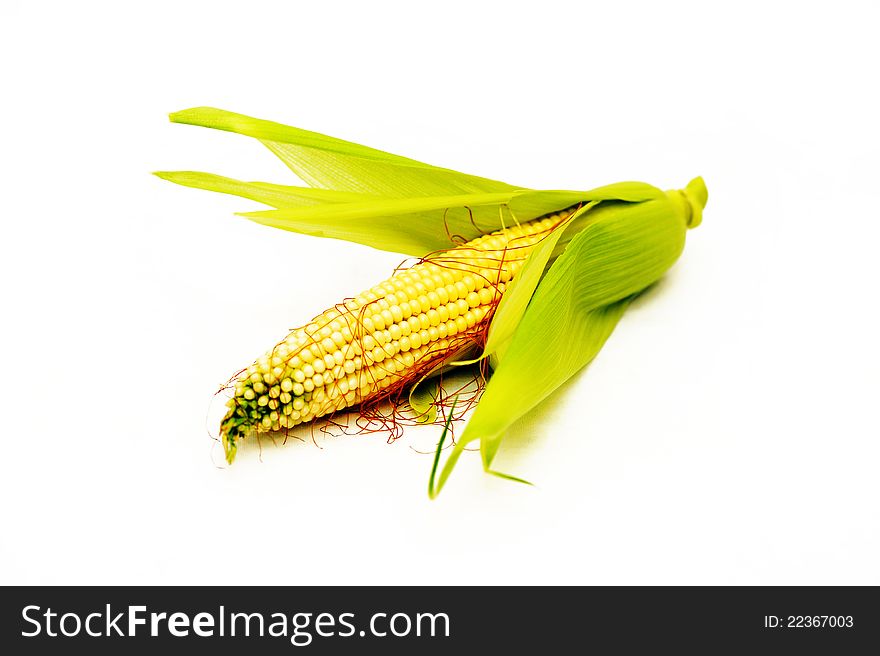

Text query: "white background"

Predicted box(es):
[1, 0, 878, 585]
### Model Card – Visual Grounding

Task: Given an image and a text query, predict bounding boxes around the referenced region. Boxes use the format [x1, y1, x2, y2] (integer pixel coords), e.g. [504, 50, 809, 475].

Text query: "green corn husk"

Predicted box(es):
[157, 107, 707, 496]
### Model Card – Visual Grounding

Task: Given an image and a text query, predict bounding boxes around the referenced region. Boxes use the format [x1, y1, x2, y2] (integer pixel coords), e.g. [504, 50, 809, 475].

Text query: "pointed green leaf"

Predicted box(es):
[238, 191, 519, 255]
[235, 189, 610, 256]
[431, 297, 633, 495]
[241, 191, 519, 222]
[154, 171, 376, 208]
[169, 107, 520, 197]
[485, 469, 534, 486]
[481, 297, 634, 470]
[428, 398, 457, 500]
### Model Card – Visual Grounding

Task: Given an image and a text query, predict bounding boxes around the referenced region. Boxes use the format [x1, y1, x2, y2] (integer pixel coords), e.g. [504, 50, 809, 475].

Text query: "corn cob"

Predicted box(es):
[220, 208, 573, 461]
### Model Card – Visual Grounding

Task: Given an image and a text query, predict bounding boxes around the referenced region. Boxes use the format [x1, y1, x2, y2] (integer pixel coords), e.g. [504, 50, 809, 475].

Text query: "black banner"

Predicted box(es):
[1, 586, 876, 653]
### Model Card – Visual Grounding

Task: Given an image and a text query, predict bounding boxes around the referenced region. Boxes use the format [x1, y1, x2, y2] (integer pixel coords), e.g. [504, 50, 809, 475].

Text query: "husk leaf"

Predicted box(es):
[153, 171, 376, 208]
[167, 107, 519, 196]
[430, 187, 706, 495]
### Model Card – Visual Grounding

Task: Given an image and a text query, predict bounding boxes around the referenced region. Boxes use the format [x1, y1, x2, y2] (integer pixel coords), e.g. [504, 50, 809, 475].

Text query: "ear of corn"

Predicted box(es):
[219, 209, 572, 463]
[158, 107, 707, 495]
